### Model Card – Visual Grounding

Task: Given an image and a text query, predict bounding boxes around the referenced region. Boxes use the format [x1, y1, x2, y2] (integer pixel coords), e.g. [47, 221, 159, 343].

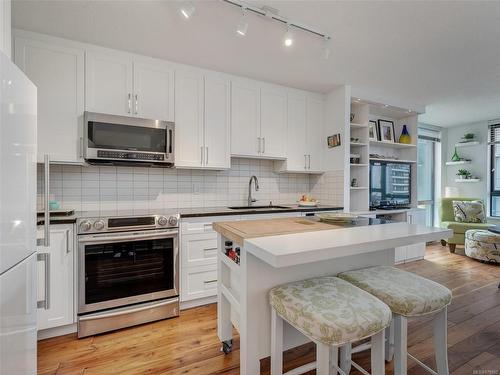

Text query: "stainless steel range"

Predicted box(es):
[76, 213, 180, 338]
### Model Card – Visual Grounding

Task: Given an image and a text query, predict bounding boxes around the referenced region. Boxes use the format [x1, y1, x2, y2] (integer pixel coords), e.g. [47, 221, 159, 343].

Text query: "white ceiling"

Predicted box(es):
[11, 0, 500, 127]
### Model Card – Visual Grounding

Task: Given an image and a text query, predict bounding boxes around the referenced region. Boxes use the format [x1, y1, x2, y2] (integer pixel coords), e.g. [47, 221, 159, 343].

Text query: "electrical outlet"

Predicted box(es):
[192, 183, 201, 194]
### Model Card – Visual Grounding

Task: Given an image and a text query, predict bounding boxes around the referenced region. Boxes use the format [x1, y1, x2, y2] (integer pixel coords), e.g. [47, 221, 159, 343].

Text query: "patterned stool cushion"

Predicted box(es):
[269, 277, 391, 346]
[338, 266, 452, 317]
[465, 230, 500, 264]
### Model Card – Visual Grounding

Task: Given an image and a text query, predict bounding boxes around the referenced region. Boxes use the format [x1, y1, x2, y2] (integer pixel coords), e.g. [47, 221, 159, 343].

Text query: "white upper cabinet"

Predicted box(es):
[306, 95, 325, 172]
[231, 79, 260, 157]
[204, 74, 230, 169]
[86, 51, 133, 117]
[86, 50, 174, 121]
[175, 69, 204, 168]
[0, 0, 11, 59]
[133, 61, 174, 121]
[260, 84, 287, 159]
[14, 33, 85, 163]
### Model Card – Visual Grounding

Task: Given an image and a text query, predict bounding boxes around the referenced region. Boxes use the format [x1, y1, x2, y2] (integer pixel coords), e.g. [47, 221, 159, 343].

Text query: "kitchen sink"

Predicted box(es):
[227, 205, 291, 210]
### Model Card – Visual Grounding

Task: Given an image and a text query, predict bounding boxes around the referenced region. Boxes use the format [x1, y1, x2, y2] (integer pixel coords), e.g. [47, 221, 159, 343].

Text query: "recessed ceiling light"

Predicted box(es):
[236, 9, 249, 36]
[283, 24, 293, 47]
[408, 109, 412, 113]
[179, 2, 195, 19]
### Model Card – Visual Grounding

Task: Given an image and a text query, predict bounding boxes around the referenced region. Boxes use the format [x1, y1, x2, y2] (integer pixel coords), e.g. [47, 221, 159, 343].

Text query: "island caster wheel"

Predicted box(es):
[221, 339, 233, 354]
[440, 239, 447, 247]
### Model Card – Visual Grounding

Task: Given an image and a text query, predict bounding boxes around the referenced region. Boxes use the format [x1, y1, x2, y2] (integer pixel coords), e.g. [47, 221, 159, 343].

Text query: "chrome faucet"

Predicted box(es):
[248, 175, 259, 206]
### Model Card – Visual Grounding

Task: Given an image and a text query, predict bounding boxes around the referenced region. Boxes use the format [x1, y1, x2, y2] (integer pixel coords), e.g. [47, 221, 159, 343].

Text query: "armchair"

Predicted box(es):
[440, 197, 492, 253]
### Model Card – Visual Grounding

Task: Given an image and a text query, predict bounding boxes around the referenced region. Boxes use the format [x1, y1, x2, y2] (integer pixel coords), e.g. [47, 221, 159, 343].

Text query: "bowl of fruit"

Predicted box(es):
[298, 195, 318, 207]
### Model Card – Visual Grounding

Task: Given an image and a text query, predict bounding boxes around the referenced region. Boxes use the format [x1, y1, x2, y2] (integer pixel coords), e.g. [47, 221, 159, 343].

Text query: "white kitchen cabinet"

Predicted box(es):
[133, 61, 174, 121]
[86, 50, 174, 121]
[175, 70, 230, 169]
[231, 78, 261, 157]
[306, 95, 325, 172]
[14, 32, 85, 164]
[181, 232, 218, 268]
[86, 50, 133, 117]
[406, 209, 426, 261]
[36, 224, 74, 331]
[0, 0, 11, 59]
[181, 264, 218, 302]
[260, 84, 287, 158]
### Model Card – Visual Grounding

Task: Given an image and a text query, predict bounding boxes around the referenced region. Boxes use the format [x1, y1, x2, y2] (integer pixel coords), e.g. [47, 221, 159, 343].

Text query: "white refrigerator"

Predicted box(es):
[0, 50, 37, 374]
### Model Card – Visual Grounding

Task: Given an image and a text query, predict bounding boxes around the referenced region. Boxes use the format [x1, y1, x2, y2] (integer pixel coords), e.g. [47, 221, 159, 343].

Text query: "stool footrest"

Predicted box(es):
[283, 361, 316, 375]
[408, 353, 439, 375]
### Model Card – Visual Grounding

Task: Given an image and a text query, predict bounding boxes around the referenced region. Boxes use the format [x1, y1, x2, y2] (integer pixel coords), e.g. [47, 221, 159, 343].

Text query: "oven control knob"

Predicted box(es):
[168, 216, 178, 227]
[79, 220, 92, 232]
[157, 216, 168, 226]
[93, 220, 105, 231]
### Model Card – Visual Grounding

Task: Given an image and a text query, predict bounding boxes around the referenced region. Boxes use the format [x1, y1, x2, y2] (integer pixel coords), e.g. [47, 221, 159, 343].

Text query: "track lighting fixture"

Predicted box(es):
[283, 24, 293, 47]
[322, 36, 331, 60]
[179, 2, 196, 19]
[236, 8, 249, 36]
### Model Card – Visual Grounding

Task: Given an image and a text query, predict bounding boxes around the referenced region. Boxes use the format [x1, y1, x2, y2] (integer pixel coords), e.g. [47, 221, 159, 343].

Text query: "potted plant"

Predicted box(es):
[457, 169, 472, 179]
[461, 133, 475, 143]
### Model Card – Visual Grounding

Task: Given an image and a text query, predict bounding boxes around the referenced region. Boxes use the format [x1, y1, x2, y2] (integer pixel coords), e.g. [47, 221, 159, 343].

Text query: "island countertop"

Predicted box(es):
[213, 217, 452, 268]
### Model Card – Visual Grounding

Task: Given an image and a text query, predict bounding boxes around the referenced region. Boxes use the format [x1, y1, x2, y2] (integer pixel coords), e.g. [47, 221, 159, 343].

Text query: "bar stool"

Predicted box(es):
[269, 277, 392, 375]
[338, 266, 452, 375]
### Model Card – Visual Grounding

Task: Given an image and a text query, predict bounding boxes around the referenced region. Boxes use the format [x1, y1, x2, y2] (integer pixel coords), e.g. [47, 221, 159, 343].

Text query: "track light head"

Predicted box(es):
[283, 24, 293, 47]
[322, 36, 331, 60]
[179, 2, 195, 19]
[236, 8, 249, 36]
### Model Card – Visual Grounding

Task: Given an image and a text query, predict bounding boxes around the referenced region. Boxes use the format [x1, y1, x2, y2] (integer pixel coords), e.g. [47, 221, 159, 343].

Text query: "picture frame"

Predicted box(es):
[369, 120, 379, 141]
[327, 133, 341, 148]
[378, 119, 395, 143]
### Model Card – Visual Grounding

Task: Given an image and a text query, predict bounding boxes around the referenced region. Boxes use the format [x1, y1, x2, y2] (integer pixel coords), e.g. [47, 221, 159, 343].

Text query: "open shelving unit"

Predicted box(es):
[346, 99, 419, 212]
[455, 141, 480, 148]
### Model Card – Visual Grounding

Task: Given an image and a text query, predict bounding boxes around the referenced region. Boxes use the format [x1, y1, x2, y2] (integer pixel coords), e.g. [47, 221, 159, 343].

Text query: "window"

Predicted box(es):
[489, 124, 500, 216]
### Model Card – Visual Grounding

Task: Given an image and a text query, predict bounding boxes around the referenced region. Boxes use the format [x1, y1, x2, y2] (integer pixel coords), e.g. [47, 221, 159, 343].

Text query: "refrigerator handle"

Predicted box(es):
[37, 154, 50, 247]
[37, 253, 50, 310]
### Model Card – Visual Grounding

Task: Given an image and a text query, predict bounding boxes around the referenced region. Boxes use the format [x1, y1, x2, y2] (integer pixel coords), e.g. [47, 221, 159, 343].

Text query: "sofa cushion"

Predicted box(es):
[452, 200, 486, 223]
[269, 277, 391, 346]
[441, 221, 492, 234]
[338, 266, 452, 317]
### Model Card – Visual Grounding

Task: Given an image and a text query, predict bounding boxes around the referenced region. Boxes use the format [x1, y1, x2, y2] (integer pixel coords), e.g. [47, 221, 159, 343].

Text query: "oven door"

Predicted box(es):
[78, 229, 179, 314]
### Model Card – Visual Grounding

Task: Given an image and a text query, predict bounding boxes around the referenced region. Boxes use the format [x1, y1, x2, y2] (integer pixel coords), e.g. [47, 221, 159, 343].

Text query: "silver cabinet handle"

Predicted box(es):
[262, 137, 266, 154]
[257, 137, 261, 154]
[308, 154, 311, 169]
[135, 94, 138, 114]
[304, 155, 307, 169]
[66, 229, 71, 254]
[201, 146, 204, 165]
[78, 298, 178, 321]
[206, 147, 209, 165]
[127, 93, 131, 114]
[79, 136, 84, 158]
[37, 154, 50, 247]
[37, 253, 50, 310]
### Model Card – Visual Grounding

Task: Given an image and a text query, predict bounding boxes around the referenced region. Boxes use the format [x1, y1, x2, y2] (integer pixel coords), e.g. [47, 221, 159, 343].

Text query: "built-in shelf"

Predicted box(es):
[350, 186, 368, 190]
[350, 142, 367, 147]
[369, 140, 417, 149]
[455, 178, 480, 183]
[446, 160, 471, 166]
[350, 163, 368, 167]
[370, 157, 417, 163]
[455, 141, 480, 148]
[350, 123, 368, 129]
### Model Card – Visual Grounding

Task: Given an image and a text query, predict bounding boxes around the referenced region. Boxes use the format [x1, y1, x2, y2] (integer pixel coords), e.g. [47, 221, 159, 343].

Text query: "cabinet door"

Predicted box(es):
[285, 90, 307, 171]
[85, 50, 133, 116]
[180, 264, 218, 302]
[174, 70, 204, 168]
[204, 74, 230, 169]
[405, 210, 426, 261]
[181, 233, 218, 268]
[15, 37, 84, 163]
[133, 61, 174, 121]
[230, 79, 260, 157]
[306, 95, 324, 171]
[37, 226, 74, 331]
[260, 85, 287, 159]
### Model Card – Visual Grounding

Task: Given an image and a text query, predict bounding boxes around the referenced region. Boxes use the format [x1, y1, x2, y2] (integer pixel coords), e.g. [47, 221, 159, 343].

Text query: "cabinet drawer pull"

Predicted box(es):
[127, 93, 131, 114]
[262, 137, 266, 154]
[204, 279, 217, 284]
[135, 94, 138, 114]
[66, 229, 71, 254]
[37, 253, 50, 310]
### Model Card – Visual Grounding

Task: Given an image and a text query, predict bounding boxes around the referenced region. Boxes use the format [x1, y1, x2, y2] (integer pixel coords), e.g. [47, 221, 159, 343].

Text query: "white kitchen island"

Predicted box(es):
[213, 217, 452, 375]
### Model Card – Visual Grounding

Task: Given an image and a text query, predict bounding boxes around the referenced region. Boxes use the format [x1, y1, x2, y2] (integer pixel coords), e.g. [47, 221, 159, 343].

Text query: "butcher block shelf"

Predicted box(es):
[213, 217, 339, 246]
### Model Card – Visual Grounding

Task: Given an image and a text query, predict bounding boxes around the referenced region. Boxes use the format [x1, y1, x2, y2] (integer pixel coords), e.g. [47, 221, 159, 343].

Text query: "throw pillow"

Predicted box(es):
[452, 200, 486, 223]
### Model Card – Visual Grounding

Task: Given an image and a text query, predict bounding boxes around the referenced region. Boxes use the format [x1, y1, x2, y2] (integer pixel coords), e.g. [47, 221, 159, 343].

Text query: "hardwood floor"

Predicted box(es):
[38, 243, 500, 375]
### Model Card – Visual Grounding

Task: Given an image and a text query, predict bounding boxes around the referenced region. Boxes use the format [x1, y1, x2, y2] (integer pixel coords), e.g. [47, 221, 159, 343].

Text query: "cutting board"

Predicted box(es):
[213, 217, 340, 246]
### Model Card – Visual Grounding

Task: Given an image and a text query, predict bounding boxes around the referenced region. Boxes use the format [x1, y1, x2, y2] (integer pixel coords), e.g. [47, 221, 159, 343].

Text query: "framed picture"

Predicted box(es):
[378, 119, 395, 143]
[327, 133, 341, 148]
[369, 120, 379, 141]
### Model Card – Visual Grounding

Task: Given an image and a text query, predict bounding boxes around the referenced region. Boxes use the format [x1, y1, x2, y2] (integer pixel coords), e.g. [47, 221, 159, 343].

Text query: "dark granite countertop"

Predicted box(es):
[37, 205, 343, 225]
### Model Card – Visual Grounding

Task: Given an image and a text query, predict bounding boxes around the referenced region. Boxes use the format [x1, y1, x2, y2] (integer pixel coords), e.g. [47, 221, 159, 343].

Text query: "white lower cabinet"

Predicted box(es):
[181, 265, 218, 302]
[36, 224, 74, 331]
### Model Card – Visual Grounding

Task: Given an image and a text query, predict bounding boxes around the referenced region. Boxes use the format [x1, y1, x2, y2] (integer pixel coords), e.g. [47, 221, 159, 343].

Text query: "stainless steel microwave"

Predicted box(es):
[83, 112, 174, 167]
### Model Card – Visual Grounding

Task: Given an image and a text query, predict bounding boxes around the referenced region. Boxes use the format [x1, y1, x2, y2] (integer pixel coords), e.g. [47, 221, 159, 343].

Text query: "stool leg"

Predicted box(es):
[394, 314, 408, 375]
[317, 343, 331, 375]
[271, 309, 283, 375]
[330, 346, 338, 375]
[339, 344, 352, 375]
[385, 319, 394, 362]
[371, 330, 385, 375]
[433, 307, 449, 375]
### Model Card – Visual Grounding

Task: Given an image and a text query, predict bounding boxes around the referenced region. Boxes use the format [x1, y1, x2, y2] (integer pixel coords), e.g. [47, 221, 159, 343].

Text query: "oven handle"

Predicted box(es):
[78, 229, 178, 244]
[78, 298, 179, 321]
